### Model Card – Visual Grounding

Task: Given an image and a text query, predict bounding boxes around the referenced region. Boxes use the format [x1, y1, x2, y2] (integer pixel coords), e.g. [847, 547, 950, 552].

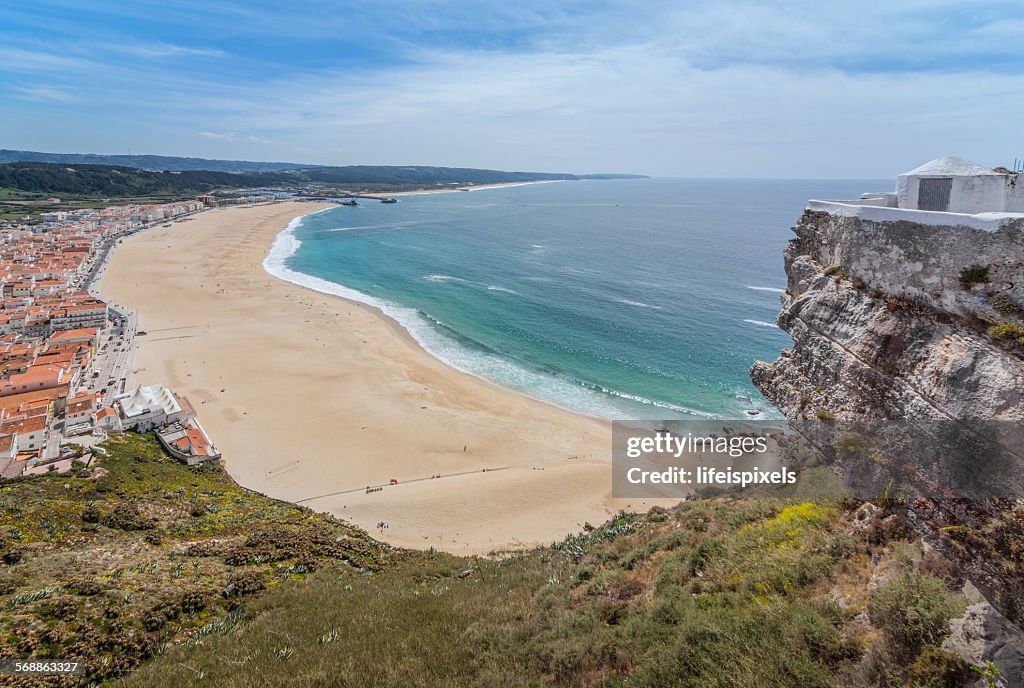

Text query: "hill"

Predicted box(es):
[0, 162, 272, 197]
[0, 150, 311, 173]
[0, 433, 984, 687]
[0, 161, 647, 199]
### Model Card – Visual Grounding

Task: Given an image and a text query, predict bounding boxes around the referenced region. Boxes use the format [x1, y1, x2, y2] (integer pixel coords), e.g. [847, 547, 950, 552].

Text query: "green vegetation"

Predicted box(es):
[0, 161, 648, 201]
[958, 264, 990, 286]
[0, 436, 978, 686]
[988, 321, 1024, 345]
[0, 149, 312, 173]
[814, 407, 837, 422]
[991, 294, 1022, 317]
[0, 434, 386, 683]
[823, 264, 847, 280]
[868, 570, 963, 650]
[0, 162, 263, 197]
[124, 498, 969, 688]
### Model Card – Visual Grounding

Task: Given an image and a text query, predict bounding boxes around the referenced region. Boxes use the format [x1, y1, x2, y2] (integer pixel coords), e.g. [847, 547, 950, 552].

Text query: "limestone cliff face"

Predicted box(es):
[750, 208, 1024, 652]
[750, 210, 1024, 423]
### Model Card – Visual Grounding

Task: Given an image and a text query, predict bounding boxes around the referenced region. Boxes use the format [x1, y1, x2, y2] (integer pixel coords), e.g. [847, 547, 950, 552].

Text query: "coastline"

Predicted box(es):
[98, 201, 659, 554]
[361, 179, 569, 198]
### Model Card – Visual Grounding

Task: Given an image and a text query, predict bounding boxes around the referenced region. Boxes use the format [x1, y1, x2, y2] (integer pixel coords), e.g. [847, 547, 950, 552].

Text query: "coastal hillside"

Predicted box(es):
[0, 157, 648, 199]
[0, 150, 312, 173]
[0, 433, 987, 687]
[0, 434, 390, 684]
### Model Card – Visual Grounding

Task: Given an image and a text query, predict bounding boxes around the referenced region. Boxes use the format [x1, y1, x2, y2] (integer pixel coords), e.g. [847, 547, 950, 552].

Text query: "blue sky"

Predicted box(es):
[2, 1, 1023, 176]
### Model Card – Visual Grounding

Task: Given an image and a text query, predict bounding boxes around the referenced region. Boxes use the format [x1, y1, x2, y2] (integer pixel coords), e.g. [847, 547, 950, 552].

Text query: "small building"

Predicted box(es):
[896, 156, 1024, 214]
[95, 407, 122, 433]
[118, 384, 192, 432]
[156, 421, 221, 465]
[64, 391, 95, 434]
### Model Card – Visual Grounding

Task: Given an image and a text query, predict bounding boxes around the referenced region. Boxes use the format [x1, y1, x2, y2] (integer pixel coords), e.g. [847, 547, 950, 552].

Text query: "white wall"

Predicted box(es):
[1005, 176, 1024, 212]
[897, 174, 1008, 213]
[950, 176, 1007, 213]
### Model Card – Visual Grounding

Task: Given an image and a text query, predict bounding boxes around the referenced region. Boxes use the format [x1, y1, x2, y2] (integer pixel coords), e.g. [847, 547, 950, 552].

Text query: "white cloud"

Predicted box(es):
[3, 2, 1024, 175]
[113, 42, 227, 59]
[12, 85, 78, 103]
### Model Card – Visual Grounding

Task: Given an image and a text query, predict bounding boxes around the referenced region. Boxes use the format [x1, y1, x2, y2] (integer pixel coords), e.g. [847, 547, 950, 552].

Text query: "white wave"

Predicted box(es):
[743, 319, 779, 328]
[327, 219, 428, 232]
[616, 298, 663, 310]
[746, 286, 785, 293]
[423, 274, 466, 283]
[487, 285, 519, 294]
[597, 387, 717, 419]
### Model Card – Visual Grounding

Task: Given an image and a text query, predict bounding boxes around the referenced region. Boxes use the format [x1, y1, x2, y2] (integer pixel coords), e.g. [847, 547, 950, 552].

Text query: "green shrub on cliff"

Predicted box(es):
[991, 294, 1022, 316]
[959, 264, 990, 286]
[988, 321, 1024, 345]
[868, 571, 961, 650]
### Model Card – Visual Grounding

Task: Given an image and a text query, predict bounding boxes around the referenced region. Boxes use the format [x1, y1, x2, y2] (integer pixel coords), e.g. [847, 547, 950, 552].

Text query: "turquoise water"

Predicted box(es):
[266, 178, 883, 419]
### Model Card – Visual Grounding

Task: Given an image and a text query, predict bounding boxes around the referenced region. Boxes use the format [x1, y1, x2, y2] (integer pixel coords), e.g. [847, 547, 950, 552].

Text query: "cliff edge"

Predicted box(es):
[750, 205, 1024, 679]
[751, 208, 1024, 422]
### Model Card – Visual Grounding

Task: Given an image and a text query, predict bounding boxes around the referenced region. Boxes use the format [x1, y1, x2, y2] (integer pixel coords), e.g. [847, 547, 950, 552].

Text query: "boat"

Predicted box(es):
[380, 197, 398, 204]
[339, 199, 358, 206]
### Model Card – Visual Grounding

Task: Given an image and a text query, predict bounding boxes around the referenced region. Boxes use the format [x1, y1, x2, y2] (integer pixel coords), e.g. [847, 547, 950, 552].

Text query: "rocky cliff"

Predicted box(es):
[750, 208, 1024, 423]
[750, 206, 1024, 680]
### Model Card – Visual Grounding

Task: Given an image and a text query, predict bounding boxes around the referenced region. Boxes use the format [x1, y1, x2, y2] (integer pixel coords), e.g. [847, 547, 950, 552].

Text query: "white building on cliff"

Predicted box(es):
[896, 157, 1024, 214]
[809, 156, 1024, 230]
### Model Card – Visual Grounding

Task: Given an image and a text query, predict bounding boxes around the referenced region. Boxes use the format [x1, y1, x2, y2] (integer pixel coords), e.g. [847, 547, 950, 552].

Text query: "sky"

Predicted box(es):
[1, 1, 1023, 177]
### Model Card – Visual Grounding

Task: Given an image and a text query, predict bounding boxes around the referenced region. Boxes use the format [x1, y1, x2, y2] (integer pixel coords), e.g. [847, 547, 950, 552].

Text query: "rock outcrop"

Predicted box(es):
[750, 210, 1024, 423]
[751, 207, 1024, 682]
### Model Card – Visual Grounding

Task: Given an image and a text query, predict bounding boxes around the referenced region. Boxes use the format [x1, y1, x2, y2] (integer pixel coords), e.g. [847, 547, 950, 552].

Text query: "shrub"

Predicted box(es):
[101, 503, 155, 531]
[959, 264, 990, 286]
[42, 595, 78, 621]
[67, 578, 102, 596]
[868, 571, 960, 650]
[988, 321, 1024, 345]
[823, 264, 847, 279]
[81, 503, 100, 524]
[991, 294, 1022, 316]
[177, 589, 207, 615]
[814, 408, 836, 422]
[223, 570, 266, 598]
[647, 506, 668, 523]
[905, 646, 972, 688]
[833, 433, 871, 458]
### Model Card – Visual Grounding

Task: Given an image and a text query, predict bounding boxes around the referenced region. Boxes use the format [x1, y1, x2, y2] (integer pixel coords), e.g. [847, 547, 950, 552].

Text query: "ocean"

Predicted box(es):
[265, 178, 885, 420]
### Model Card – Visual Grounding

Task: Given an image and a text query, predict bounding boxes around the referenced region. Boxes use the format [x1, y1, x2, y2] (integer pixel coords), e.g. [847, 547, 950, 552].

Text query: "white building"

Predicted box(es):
[896, 157, 1024, 214]
[118, 384, 192, 432]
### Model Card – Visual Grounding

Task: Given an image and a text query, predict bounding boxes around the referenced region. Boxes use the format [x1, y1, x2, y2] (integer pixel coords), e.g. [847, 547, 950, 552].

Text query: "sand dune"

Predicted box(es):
[99, 201, 654, 554]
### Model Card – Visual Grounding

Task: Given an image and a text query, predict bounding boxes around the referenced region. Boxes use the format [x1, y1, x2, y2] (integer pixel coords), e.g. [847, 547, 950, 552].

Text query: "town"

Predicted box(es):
[0, 195, 275, 477]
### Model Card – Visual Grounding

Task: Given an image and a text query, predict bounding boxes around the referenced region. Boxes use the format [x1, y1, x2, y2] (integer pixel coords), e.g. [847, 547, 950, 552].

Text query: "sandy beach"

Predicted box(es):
[98, 201, 654, 554]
